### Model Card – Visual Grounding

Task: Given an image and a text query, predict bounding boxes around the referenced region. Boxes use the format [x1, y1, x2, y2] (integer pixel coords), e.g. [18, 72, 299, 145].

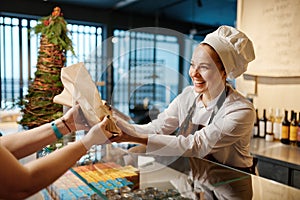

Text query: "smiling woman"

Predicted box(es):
[111, 25, 257, 174]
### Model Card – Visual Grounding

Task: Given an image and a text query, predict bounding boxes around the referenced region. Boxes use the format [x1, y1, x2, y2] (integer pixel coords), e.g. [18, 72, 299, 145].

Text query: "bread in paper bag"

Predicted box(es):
[53, 62, 121, 134]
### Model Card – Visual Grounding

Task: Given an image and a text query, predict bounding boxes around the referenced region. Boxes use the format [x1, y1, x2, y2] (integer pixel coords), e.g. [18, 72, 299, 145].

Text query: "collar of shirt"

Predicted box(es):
[193, 87, 226, 111]
[192, 87, 226, 126]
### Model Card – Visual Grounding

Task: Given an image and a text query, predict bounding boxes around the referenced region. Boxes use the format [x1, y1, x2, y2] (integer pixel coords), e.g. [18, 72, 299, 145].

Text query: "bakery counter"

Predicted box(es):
[44, 144, 300, 199]
[250, 138, 300, 189]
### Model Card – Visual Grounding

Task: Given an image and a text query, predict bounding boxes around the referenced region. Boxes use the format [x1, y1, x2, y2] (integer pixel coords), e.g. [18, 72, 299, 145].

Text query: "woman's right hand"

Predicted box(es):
[110, 116, 147, 145]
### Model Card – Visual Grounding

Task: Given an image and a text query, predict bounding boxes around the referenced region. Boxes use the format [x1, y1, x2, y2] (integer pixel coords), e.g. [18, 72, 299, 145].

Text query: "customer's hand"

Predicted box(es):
[61, 104, 90, 132]
[80, 116, 113, 150]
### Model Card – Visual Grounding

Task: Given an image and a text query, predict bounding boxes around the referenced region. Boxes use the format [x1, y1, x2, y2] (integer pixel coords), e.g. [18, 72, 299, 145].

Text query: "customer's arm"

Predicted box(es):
[1, 105, 85, 159]
[0, 116, 112, 200]
[1, 119, 70, 159]
[0, 139, 86, 199]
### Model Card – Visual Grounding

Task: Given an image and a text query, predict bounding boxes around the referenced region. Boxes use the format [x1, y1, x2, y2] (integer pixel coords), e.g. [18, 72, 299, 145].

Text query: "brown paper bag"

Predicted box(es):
[53, 62, 121, 134]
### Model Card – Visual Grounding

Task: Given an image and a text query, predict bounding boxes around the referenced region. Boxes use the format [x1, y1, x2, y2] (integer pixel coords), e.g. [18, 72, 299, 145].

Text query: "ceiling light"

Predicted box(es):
[115, 0, 139, 9]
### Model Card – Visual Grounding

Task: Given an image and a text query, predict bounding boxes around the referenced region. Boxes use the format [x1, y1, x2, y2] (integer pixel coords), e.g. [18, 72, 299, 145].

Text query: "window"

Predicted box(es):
[111, 28, 181, 121]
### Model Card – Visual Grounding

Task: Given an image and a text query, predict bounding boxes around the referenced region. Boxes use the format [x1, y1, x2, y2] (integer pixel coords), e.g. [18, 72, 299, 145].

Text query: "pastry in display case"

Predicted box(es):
[48, 162, 139, 199]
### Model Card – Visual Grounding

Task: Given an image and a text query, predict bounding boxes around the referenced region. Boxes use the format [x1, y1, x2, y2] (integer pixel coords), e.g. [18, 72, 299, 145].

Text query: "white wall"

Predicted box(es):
[236, 0, 300, 118]
[236, 76, 300, 117]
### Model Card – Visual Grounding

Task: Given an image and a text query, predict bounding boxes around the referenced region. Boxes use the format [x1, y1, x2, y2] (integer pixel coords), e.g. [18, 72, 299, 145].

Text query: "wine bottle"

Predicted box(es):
[266, 108, 274, 142]
[273, 108, 282, 140]
[259, 109, 267, 138]
[290, 110, 294, 123]
[289, 112, 297, 145]
[252, 109, 259, 138]
[281, 110, 290, 145]
[297, 112, 300, 147]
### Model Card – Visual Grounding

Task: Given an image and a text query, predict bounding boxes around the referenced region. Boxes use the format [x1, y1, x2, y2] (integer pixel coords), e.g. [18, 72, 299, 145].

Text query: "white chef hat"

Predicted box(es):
[201, 25, 255, 79]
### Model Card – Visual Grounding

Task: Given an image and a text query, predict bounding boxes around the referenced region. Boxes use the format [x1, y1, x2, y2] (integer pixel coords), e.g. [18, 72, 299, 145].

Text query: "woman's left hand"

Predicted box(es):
[61, 104, 90, 132]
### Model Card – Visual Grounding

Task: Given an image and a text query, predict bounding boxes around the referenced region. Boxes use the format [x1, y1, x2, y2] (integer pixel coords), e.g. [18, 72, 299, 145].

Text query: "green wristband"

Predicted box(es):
[51, 122, 63, 139]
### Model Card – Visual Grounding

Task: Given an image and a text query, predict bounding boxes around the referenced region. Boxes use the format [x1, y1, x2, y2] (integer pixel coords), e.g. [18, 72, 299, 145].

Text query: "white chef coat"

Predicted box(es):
[133, 84, 255, 168]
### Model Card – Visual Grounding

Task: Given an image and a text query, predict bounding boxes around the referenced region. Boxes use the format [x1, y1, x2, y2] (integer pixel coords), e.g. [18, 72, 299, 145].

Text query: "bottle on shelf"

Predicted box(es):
[289, 112, 297, 145]
[252, 109, 259, 138]
[290, 110, 294, 123]
[273, 108, 283, 140]
[259, 109, 267, 138]
[281, 110, 290, 145]
[297, 112, 300, 147]
[265, 108, 274, 142]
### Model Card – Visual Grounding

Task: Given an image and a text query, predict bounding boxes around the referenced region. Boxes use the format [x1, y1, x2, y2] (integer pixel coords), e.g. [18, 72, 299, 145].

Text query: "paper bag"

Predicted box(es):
[54, 62, 121, 134]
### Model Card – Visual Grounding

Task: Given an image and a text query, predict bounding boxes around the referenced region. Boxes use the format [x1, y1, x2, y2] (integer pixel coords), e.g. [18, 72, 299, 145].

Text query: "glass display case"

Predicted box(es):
[44, 143, 300, 200]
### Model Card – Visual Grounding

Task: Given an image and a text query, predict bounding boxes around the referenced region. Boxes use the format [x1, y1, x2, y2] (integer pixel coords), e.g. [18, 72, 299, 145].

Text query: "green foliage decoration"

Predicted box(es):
[33, 7, 75, 55]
